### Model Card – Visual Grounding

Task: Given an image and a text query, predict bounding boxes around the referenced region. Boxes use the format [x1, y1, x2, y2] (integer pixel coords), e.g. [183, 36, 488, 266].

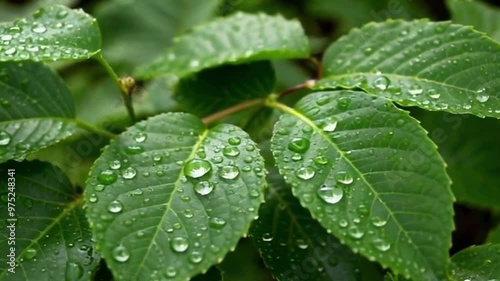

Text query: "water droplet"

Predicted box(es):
[296, 239, 308, 249]
[373, 76, 390, 90]
[209, 217, 226, 229]
[108, 200, 123, 213]
[32, 24, 47, 33]
[249, 190, 260, 198]
[371, 217, 387, 227]
[295, 167, 315, 180]
[25, 248, 37, 259]
[222, 146, 240, 157]
[97, 170, 117, 185]
[0, 131, 11, 146]
[109, 160, 121, 170]
[336, 172, 354, 185]
[322, 118, 338, 132]
[317, 184, 343, 204]
[4, 47, 17, 56]
[112, 245, 130, 262]
[338, 219, 348, 228]
[228, 137, 241, 145]
[125, 145, 144, 154]
[189, 60, 200, 68]
[347, 226, 364, 239]
[476, 91, 489, 103]
[1, 34, 12, 41]
[287, 137, 310, 153]
[313, 156, 329, 165]
[164, 266, 177, 278]
[88, 193, 98, 203]
[134, 132, 147, 143]
[316, 96, 331, 106]
[408, 85, 423, 96]
[372, 238, 391, 252]
[291, 153, 302, 161]
[189, 251, 203, 264]
[56, 10, 69, 19]
[122, 167, 137, 179]
[184, 159, 211, 178]
[170, 237, 189, 253]
[194, 181, 214, 196]
[357, 204, 369, 216]
[427, 89, 440, 99]
[262, 233, 273, 242]
[219, 165, 240, 180]
[65, 262, 83, 281]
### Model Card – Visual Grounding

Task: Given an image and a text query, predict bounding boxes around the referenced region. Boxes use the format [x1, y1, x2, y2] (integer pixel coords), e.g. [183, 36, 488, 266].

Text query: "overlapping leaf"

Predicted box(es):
[0, 61, 83, 162]
[487, 226, 500, 244]
[85, 113, 266, 281]
[175, 61, 275, 116]
[250, 169, 383, 281]
[270, 91, 454, 281]
[448, 0, 500, 41]
[0, 5, 101, 62]
[314, 20, 500, 118]
[137, 12, 310, 79]
[0, 161, 99, 281]
[451, 244, 500, 280]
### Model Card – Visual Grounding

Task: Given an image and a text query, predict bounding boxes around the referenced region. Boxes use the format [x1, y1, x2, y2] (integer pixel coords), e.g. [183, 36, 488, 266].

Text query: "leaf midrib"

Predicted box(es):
[269, 101, 437, 278]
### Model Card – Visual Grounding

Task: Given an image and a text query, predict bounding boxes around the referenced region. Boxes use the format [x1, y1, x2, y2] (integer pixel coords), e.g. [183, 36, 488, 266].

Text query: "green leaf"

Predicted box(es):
[270, 91, 454, 281]
[175, 61, 275, 116]
[137, 12, 310, 79]
[0, 61, 83, 163]
[487, 226, 500, 244]
[451, 244, 500, 280]
[417, 111, 500, 210]
[314, 20, 500, 118]
[95, 0, 221, 72]
[0, 5, 101, 62]
[448, 0, 500, 42]
[250, 168, 383, 281]
[0, 161, 100, 281]
[85, 113, 266, 281]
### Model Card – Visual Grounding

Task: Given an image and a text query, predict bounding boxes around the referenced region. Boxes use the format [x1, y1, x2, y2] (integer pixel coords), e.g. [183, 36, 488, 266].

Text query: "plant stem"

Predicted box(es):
[278, 79, 316, 98]
[75, 119, 117, 139]
[96, 54, 136, 123]
[202, 99, 265, 125]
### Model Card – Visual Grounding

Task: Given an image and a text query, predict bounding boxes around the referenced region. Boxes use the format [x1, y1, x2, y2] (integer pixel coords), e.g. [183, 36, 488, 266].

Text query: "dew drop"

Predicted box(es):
[125, 145, 144, 154]
[347, 226, 364, 239]
[313, 156, 329, 165]
[122, 167, 137, 180]
[209, 217, 227, 229]
[296, 239, 308, 249]
[194, 181, 214, 196]
[25, 248, 37, 260]
[97, 170, 117, 185]
[4, 47, 17, 56]
[372, 238, 391, 252]
[336, 171, 354, 185]
[295, 167, 315, 180]
[108, 200, 123, 213]
[291, 153, 302, 161]
[56, 10, 69, 19]
[317, 184, 343, 204]
[88, 193, 98, 203]
[112, 245, 130, 262]
[222, 146, 240, 157]
[322, 118, 338, 132]
[228, 137, 241, 145]
[189, 60, 200, 68]
[32, 24, 47, 33]
[109, 160, 121, 170]
[170, 237, 189, 253]
[287, 137, 310, 153]
[189, 251, 203, 264]
[133, 132, 147, 143]
[164, 266, 177, 278]
[219, 165, 240, 180]
[0, 131, 11, 146]
[427, 89, 440, 99]
[338, 219, 348, 228]
[373, 76, 390, 91]
[1, 34, 12, 41]
[371, 217, 387, 227]
[316, 96, 330, 106]
[262, 233, 273, 242]
[65, 262, 83, 281]
[408, 85, 424, 96]
[184, 159, 211, 178]
[476, 91, 489, 103]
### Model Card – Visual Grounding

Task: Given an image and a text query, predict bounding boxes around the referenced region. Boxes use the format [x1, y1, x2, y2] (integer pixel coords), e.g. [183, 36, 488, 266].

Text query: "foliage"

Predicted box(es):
[0, 1, 499, 280]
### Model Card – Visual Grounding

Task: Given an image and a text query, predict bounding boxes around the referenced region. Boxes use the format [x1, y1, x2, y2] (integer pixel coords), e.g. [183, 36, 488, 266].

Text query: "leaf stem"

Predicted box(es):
[74, 119, 116, 139]
[96, 54, 136, 123]
[202, 99, 265, 125]
[278, 79, 316, 98]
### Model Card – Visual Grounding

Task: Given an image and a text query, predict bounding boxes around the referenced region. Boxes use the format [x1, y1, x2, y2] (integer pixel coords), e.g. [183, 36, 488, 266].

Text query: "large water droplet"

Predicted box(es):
[287, 137, 310, 153]
[476, 90, 489, 103]
[194, 181, 214, 195]
[228, 137, 241, 145]
[122, 167, 137, 180]
[336, 172, 354, 185]
[295, 167, 315, 180]
[108, 200, 123, 213]
[408, 85, 424, 96]
[189, 251, 203, 264]
[373, 76, 390, 91]
[317, 184, 343, 204]
[133, 132, 147, 143]
[347, 226, 364, 239]
[0, 131, 11, 146]
[210, 217, 227, 229]
[109, 160, 121, 170]
[222, 146, 240, 157]
[427, 89, 440, 99]
[372, 238, 391, 252]
[97, 170, 117, 185]
[170, 237, 189, 253]
[25, 248, 37, 260]
[219, 165, 240, 180]
[371, 217, 387, 227]
[65, 262, 83, 281]
[322, 118, 338, 132]
[184, 159, 211, 178]
[112, 245, 130, 262]
[56, 9, 69, 19]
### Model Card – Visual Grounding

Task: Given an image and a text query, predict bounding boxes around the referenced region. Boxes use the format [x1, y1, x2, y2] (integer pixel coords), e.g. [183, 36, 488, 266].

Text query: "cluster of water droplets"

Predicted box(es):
[0, 7, 94, 61]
